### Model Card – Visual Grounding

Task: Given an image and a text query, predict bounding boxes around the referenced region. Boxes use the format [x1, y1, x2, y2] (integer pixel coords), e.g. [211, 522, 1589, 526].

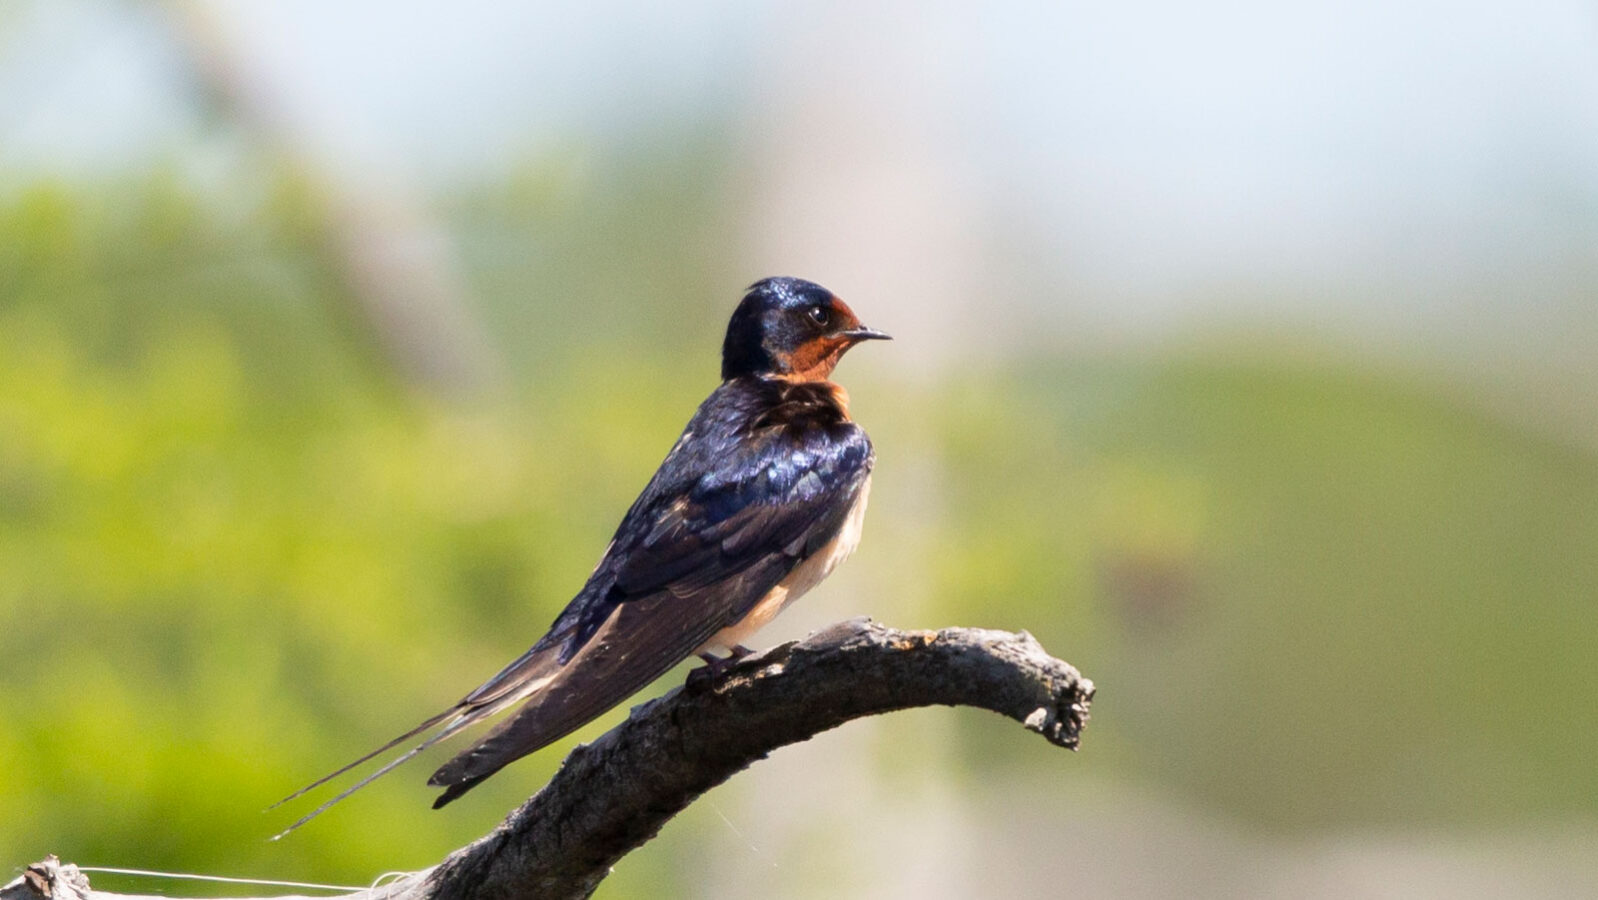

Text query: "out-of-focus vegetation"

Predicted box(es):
[0, 167, 727, 890]
[2, 161, 1596, 897]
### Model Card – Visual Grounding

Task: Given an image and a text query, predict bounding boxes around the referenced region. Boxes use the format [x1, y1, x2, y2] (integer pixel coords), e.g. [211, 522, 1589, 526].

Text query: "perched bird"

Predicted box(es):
[274, 277, 889, 835]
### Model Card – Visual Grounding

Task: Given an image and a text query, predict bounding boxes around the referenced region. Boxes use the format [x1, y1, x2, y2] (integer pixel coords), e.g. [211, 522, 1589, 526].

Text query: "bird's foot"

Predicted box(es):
[687, 645, 755, 691]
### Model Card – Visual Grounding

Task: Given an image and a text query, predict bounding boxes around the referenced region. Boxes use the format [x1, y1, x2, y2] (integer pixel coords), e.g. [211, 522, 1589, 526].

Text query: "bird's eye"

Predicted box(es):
[807, 306, 831, 327]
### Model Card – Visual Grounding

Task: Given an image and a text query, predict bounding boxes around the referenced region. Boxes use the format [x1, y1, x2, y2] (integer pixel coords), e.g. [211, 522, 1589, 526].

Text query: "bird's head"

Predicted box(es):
[721, 277, 891, 382]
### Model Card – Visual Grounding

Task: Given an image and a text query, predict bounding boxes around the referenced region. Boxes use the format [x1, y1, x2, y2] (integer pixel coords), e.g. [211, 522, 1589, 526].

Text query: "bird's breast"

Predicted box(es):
[699, 474, 872, 654]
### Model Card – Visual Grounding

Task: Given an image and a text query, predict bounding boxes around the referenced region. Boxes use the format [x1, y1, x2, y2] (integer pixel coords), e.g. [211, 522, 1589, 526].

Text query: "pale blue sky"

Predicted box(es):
[3, 0, 1595, 362]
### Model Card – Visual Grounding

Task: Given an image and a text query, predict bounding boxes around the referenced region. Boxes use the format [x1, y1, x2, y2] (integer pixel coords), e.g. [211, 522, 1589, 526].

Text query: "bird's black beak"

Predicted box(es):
[841, 326, 893, 342]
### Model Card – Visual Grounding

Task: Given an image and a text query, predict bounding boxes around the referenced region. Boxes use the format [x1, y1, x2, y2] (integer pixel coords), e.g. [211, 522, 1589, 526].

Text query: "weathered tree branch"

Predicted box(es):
[6, 620, 1093, 900]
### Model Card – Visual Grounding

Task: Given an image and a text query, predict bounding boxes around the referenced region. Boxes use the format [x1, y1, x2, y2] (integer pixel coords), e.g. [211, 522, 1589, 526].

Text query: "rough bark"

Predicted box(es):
[5, 620, 1093, 900]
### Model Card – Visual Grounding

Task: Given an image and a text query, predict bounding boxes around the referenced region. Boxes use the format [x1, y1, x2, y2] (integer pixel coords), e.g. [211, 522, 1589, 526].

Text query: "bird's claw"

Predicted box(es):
[687, 645, 754, 691]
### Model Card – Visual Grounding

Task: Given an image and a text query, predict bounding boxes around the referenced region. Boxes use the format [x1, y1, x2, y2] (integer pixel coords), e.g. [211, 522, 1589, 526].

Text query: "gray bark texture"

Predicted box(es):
[5, 619, 1094, 900]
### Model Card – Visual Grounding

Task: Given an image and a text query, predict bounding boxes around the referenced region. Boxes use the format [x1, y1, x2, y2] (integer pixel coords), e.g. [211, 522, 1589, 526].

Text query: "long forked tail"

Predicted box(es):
[424, 592, 718, 808]
[267, 706, 473, 840]
[267, 635, 572, 838]
[269, 708, 457, 812]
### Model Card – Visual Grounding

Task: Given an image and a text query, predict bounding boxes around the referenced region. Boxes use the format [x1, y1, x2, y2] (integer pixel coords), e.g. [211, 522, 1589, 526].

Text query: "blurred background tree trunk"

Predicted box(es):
[158, 0, 502, 400]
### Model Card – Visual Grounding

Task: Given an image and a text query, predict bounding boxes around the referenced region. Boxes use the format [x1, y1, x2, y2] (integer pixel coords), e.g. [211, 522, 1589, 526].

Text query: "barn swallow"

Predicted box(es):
[273, 277, 888, 835]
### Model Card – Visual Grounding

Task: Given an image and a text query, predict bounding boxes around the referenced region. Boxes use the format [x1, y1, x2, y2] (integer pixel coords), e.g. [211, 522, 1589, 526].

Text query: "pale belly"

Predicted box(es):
[698, 476, 872, 655]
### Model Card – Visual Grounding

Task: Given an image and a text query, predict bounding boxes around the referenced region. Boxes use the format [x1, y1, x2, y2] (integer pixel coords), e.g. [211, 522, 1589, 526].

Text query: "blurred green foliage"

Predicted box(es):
[1, 166, 1595, 895]
[0, 171, 712, 890]
[931, 358, 1598, 828]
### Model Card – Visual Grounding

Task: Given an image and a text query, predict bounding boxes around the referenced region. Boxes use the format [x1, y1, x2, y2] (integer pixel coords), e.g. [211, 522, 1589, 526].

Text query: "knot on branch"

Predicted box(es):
[3, 857, 89, 900]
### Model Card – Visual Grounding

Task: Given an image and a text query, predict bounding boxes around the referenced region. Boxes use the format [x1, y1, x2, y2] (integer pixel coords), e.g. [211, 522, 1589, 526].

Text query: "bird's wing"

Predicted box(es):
[271, 421, 871, 832]
[425, 424, 873, 806]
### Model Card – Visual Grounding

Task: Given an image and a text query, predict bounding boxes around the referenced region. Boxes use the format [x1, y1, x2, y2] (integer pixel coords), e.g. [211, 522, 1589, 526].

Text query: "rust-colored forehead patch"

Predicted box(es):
[828, 296, 863, 329]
